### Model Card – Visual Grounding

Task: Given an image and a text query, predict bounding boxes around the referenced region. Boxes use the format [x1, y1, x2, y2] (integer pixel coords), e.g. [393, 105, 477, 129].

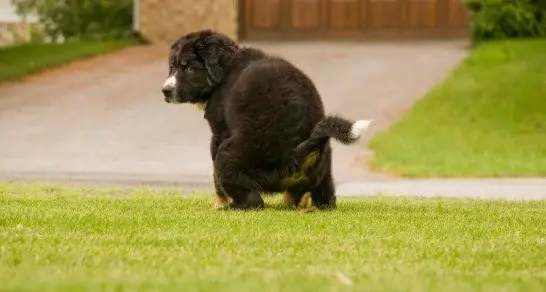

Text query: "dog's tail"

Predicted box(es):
[288, 115, 372, 173]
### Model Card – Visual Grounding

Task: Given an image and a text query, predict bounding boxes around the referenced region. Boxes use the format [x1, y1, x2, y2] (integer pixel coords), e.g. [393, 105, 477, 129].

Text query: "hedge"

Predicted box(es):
[465, 0, 546, 42]
[10, 0, 134, 42]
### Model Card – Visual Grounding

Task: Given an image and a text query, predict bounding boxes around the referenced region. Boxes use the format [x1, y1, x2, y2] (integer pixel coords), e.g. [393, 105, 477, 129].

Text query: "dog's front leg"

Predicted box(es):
[214, 138, 265, 210]
[212, 170, 231, 210]
[210, 134, 231, 210]
[210, 134, 222, 162]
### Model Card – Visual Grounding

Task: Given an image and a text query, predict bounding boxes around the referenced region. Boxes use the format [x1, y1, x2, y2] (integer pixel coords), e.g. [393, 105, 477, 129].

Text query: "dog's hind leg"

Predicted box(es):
[298, 192, 313, 209]
[282, 190, 312, 210]
[282, 191, 297, 208]
[310, 174, 336, 210]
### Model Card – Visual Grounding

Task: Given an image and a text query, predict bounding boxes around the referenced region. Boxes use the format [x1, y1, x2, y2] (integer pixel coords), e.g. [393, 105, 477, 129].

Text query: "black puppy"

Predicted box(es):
[161, 29, 372, 211]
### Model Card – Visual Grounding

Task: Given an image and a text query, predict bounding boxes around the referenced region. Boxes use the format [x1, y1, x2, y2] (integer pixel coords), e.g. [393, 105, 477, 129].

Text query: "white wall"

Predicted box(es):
[0, 0, 36, 22]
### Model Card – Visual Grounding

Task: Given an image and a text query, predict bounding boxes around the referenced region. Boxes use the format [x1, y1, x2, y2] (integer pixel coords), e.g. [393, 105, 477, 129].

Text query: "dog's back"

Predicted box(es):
[224, 53, 326, 171]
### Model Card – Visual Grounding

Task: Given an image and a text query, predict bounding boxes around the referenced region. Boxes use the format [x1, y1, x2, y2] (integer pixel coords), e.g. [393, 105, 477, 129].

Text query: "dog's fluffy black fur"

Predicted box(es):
[161, 29, 371, 210]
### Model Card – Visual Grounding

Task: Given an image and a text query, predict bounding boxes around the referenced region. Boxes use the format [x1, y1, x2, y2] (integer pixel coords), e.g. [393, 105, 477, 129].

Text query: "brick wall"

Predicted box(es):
[138, 0, 239, 44]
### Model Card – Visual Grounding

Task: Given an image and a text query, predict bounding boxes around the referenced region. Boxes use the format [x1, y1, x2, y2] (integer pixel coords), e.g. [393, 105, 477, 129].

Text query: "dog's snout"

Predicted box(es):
[162, 85, 174, 98]
[161, 75, 176, 100]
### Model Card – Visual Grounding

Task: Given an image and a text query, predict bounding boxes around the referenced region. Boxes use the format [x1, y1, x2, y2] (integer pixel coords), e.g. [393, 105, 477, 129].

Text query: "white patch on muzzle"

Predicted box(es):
[163, 75, 176, 88]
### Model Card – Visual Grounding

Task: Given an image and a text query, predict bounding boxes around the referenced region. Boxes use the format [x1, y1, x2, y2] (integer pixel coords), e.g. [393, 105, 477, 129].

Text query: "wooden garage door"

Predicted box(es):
[240, 0, 469, 40]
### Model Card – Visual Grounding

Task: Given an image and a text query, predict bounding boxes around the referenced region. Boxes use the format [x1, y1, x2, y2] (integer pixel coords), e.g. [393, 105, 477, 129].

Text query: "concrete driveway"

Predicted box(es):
[0, 41, 469, 189]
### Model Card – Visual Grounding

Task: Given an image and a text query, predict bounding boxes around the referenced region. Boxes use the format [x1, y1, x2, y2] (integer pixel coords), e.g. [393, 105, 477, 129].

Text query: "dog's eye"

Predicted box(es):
[184, 66, 194, 72]
[180, 60, 188, 67]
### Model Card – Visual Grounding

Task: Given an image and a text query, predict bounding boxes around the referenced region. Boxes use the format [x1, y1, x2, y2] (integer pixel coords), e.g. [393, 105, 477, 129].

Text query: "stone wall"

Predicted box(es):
[138, 0, 238, 44]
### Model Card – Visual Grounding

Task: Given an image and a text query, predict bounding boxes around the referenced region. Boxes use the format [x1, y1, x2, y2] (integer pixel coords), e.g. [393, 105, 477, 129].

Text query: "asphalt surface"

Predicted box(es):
[1, 40, 545, 200]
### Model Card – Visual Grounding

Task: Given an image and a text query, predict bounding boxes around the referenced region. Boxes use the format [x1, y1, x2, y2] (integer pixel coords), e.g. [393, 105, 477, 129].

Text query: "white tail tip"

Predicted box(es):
[350, 119, 372, 139]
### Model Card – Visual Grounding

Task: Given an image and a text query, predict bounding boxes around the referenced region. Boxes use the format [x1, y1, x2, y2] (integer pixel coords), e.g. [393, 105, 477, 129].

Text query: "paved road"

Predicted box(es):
[2, 41, 545, 199]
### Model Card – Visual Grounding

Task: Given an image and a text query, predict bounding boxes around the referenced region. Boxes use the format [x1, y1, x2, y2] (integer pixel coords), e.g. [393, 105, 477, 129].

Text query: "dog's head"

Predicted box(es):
[161, 29, 239, 105]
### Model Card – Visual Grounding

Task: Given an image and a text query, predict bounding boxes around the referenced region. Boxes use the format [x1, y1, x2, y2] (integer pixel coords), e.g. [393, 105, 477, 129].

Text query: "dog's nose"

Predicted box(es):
[162, 85, 174, 98]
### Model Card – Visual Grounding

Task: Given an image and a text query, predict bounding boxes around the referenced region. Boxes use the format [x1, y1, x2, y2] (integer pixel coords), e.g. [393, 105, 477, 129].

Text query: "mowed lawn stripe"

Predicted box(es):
[0, 183, 545, 291]
[368, 38, 546, 177]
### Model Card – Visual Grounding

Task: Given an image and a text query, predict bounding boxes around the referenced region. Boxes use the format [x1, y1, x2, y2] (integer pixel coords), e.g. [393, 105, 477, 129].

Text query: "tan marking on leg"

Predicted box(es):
[298, 192, 313, 209]
[282, 192, 297, 208]
[212, 193, 230, 210]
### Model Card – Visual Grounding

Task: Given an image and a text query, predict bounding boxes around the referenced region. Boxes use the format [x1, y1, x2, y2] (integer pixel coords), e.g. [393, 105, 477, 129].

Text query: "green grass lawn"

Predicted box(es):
[1, 183, 545, 291]
[0, 39, 140, 83]
[368, 38, 546, 177]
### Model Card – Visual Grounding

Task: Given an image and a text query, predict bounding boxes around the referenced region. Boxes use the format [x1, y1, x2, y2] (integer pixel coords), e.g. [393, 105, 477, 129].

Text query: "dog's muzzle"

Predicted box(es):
[162, 85, 174, 102]
[161, 75, 176, 102]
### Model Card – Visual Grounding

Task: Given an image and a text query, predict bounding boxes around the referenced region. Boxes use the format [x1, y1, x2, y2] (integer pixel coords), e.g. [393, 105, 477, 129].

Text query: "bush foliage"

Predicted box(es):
[465, 0, 546, 41]
[10, 0, 134, 42]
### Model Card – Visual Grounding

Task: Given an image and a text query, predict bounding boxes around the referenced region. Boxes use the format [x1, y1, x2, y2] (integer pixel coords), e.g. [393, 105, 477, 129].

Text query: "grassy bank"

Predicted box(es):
[368, 38, 546, 177]
[1, 182, 545, 291]
[0, 39, 140, 83]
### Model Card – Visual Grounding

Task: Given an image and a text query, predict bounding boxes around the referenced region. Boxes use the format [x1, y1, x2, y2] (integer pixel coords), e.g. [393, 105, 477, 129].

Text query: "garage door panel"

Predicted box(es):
[368, 0, 401, 29]
[448, 0, 468, 27]
[328, 0, 361, 29]
[241, 0, 469, 40]
[248, 0, 280, 29]
[407, 0, 437, 28]
[291, 0, 322, 29]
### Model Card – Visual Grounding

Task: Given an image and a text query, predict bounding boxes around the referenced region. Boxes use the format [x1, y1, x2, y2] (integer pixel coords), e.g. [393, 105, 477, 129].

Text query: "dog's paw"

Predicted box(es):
[298, 193, 318, 213]
[300, 205, 318, 213]
[212, 202, 229, 211]
[212, 194, 230, 211]
[282, 192, 297, 209]
[297, 192, 312, 209]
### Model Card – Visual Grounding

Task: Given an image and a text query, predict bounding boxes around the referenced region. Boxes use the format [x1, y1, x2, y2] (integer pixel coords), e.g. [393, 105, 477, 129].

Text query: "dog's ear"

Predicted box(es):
[194, 31, 237, 83]
[201, 46, 224, 83]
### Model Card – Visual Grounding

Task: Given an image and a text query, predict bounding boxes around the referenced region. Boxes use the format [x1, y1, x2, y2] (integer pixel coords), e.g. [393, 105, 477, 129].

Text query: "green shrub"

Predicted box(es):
[465, 0, 546, 42]
[10, 0, 134, 42]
